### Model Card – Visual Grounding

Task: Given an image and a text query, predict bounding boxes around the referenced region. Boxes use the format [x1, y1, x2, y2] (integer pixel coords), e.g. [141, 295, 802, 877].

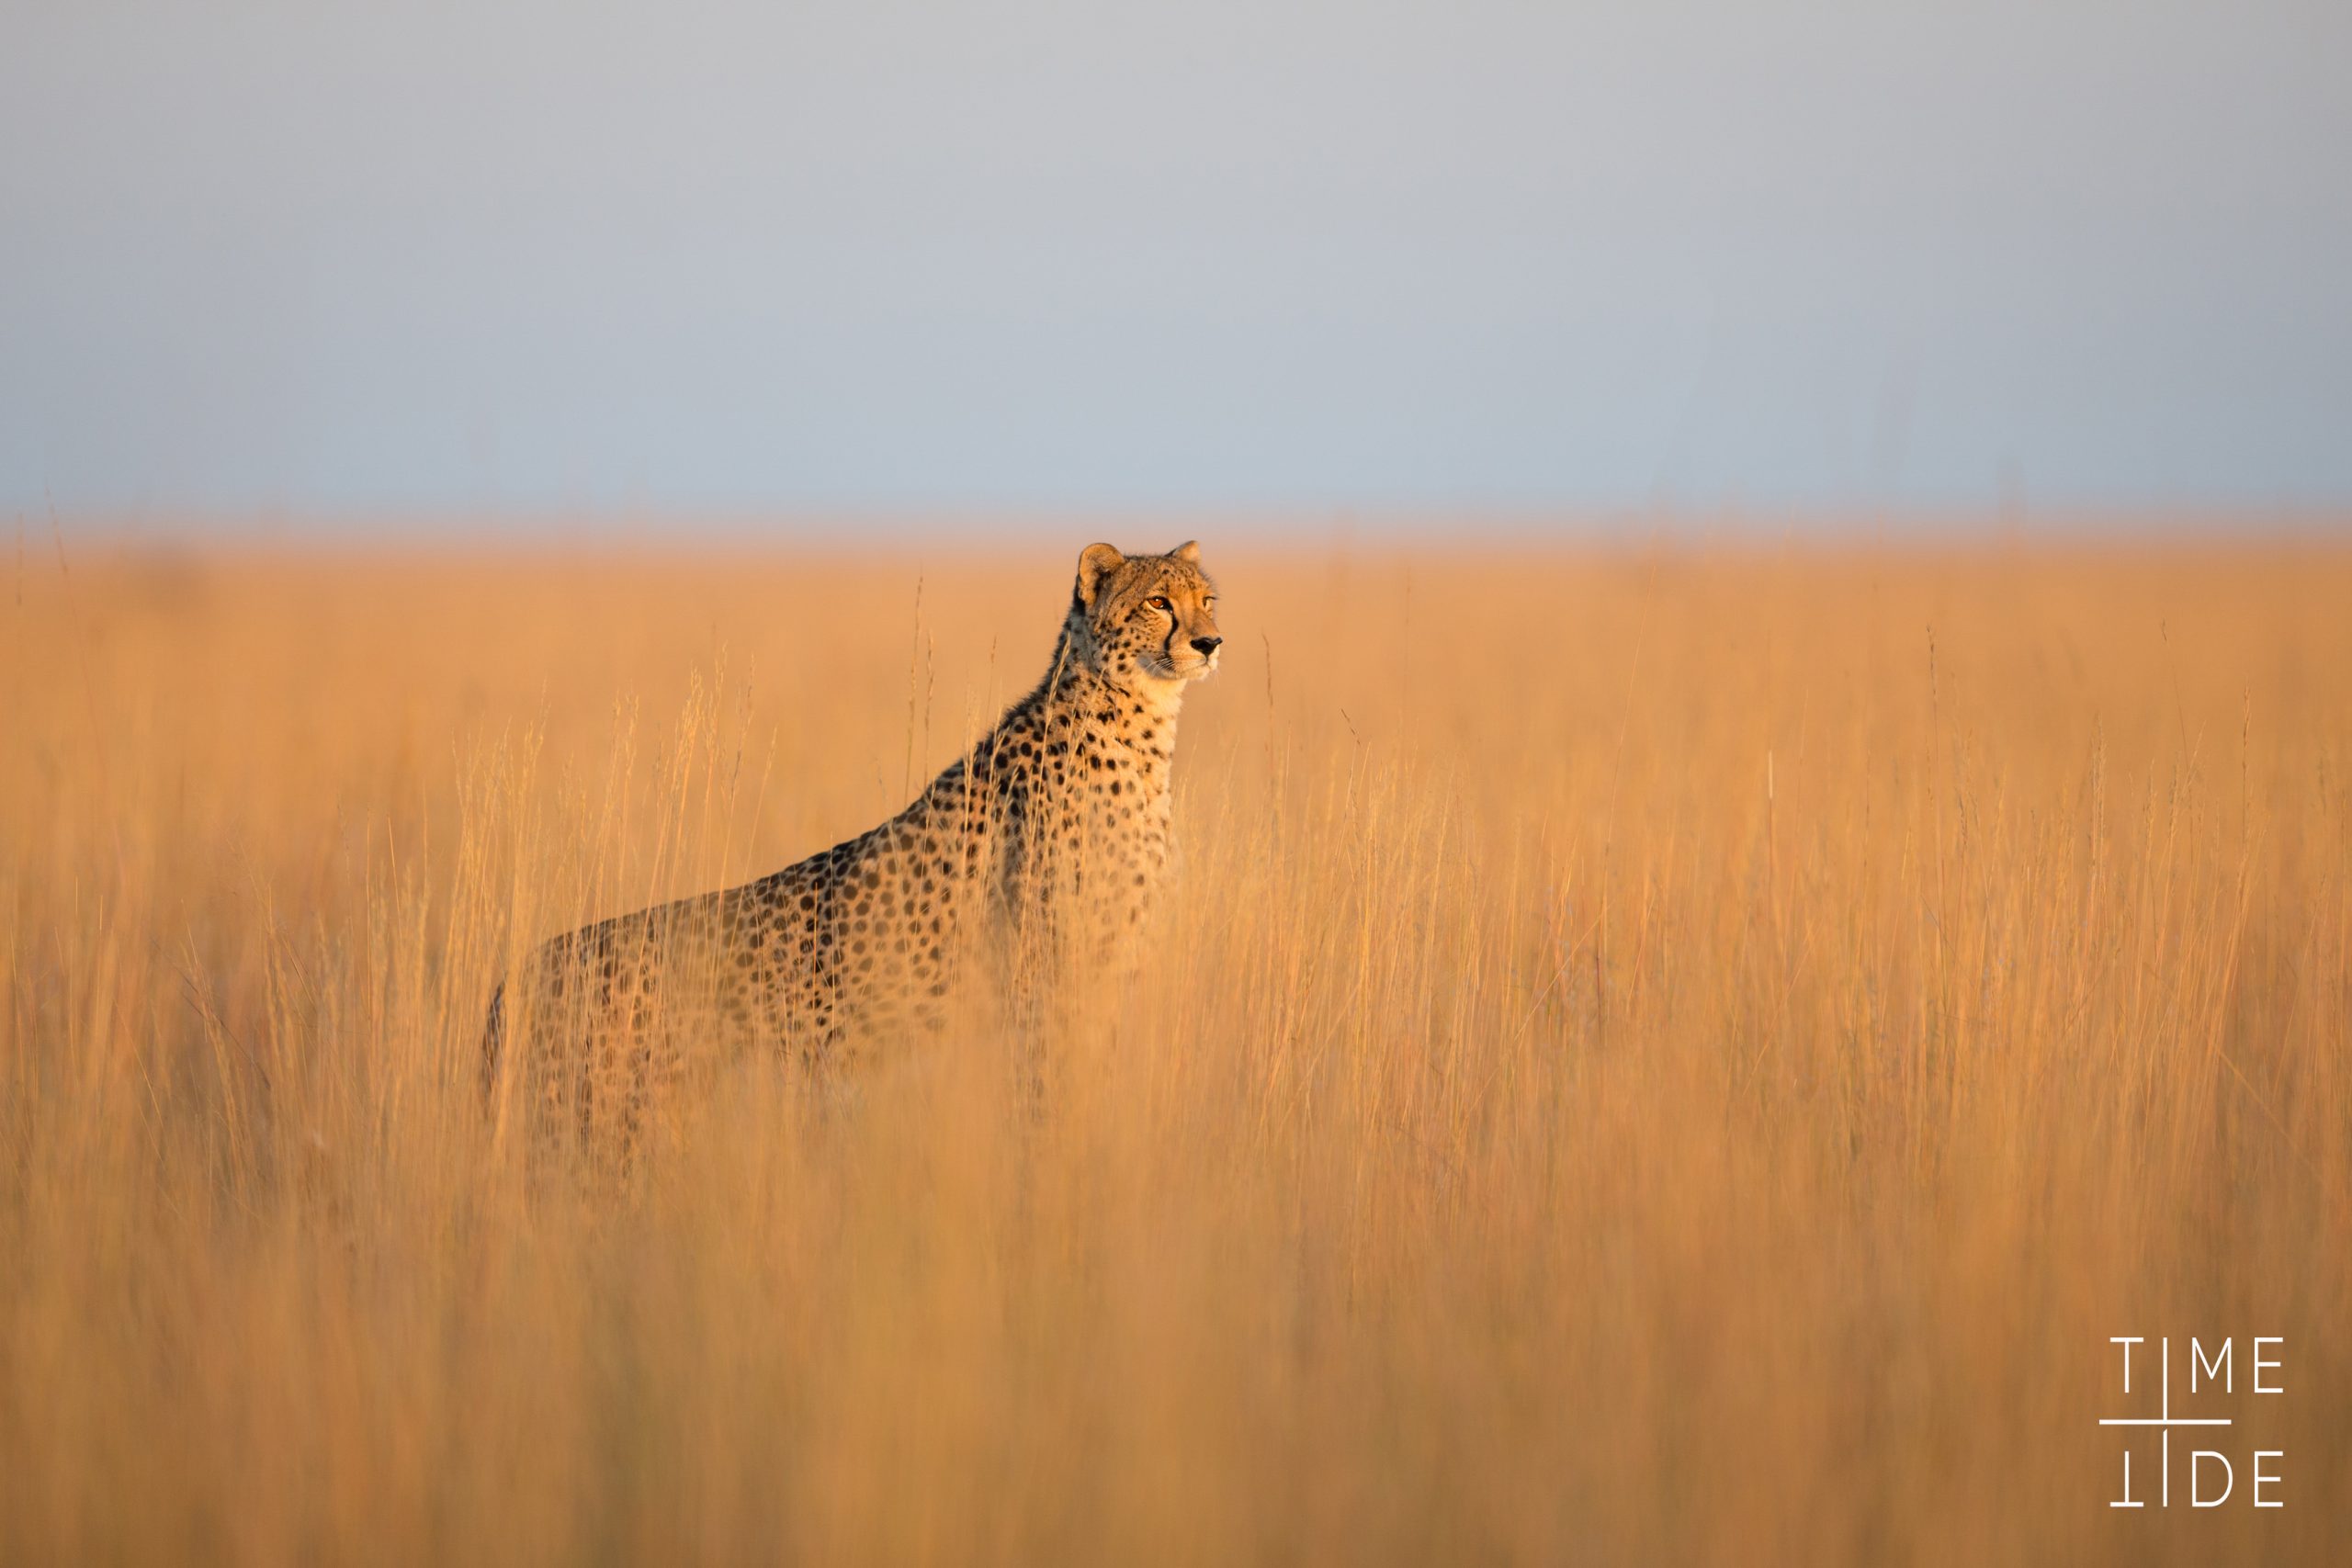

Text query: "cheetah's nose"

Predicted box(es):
[1191, 636, 1223, 657]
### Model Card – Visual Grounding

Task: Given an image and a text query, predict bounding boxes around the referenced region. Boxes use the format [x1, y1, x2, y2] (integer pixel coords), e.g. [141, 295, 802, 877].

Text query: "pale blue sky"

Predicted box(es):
[6, 1, 2348, 523]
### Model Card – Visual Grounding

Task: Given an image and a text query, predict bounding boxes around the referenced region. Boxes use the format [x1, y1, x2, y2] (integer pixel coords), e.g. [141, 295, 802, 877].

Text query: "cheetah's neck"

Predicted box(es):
[1032, 649, 1185, 765]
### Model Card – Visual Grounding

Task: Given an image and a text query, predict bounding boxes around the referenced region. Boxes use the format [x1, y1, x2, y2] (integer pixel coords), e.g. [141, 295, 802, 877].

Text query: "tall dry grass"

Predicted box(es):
[2, 537, 2346, 1564]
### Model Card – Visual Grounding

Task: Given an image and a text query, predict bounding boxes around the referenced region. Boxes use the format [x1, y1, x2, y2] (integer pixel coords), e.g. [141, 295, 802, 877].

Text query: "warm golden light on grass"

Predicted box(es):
[3, 539, 2346, 1563]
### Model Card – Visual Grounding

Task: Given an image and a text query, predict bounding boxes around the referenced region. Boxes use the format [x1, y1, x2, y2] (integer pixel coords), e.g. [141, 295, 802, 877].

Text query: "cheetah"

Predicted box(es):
[481, 541, 1223, 1149]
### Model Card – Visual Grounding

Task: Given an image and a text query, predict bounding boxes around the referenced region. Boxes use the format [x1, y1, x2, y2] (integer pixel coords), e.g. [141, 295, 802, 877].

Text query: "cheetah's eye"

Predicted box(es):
[1144, 595, 1173, 613]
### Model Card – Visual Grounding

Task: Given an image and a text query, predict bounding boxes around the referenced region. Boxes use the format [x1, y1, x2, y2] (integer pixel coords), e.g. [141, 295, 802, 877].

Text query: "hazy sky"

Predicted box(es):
[6, 0, 2348, 521]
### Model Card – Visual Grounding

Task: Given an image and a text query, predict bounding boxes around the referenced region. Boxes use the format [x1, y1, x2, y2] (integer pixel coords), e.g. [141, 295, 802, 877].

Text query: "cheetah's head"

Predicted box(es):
[1069, 541, 1222, 688]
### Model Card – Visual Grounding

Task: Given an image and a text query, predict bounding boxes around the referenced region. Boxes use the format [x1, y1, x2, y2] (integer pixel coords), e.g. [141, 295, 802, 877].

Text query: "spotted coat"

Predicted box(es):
[482, 542, 1222, 1147]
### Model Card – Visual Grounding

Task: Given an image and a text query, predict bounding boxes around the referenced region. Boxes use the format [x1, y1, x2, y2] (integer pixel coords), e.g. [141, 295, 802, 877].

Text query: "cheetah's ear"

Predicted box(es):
[1075, 543, 1125, 608]
[1169, 540, 1201, 564]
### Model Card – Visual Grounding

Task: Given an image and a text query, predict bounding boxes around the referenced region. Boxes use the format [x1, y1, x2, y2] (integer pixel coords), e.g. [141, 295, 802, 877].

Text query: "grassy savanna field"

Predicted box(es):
[3, 536, 2347, 1563]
